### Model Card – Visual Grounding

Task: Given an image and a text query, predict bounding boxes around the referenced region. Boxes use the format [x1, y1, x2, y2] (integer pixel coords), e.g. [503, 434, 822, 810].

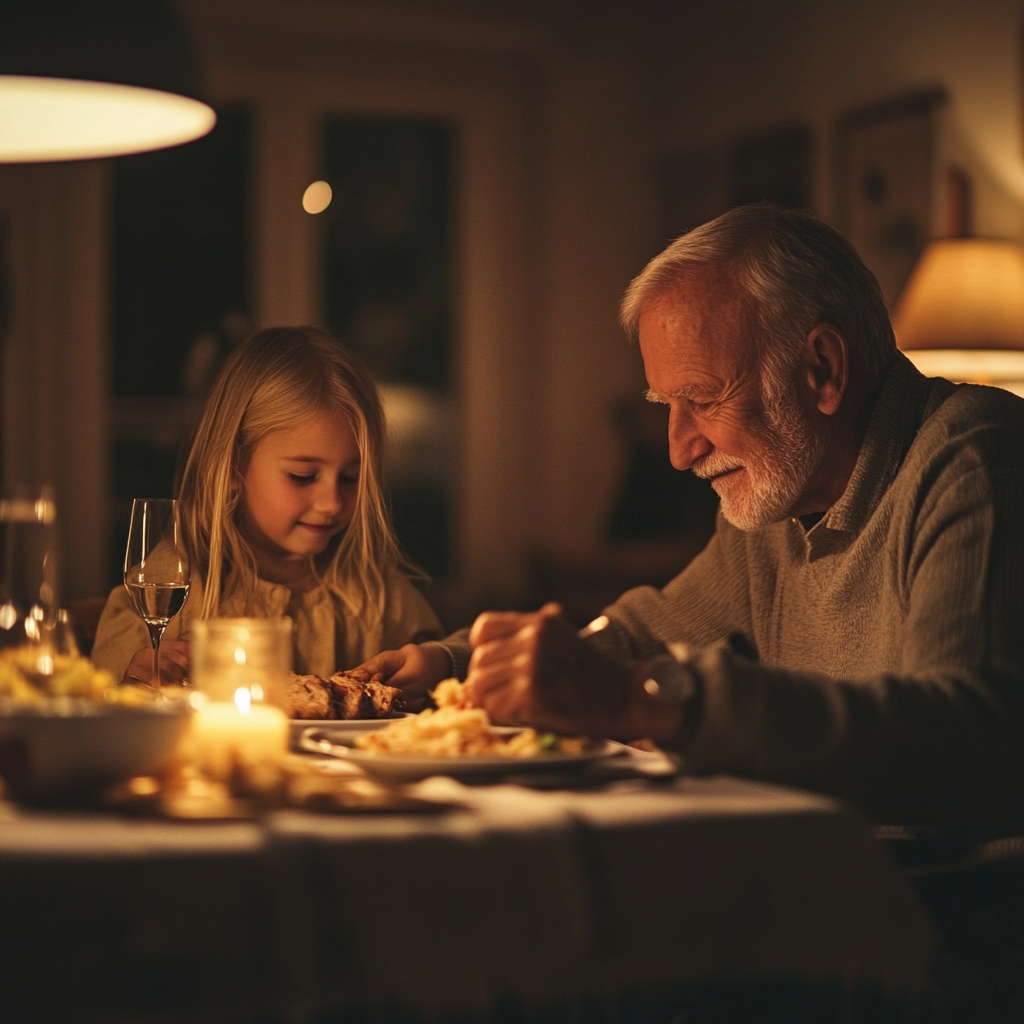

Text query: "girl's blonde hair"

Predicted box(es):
[177, 326, 400, 628]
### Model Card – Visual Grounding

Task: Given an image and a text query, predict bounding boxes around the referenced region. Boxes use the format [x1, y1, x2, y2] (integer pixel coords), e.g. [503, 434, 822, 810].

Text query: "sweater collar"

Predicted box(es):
[819, 351, 933, 536]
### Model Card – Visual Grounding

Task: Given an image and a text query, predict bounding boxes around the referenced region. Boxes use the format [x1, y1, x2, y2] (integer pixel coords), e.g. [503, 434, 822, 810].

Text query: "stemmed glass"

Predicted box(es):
[124, 498, 191, 695]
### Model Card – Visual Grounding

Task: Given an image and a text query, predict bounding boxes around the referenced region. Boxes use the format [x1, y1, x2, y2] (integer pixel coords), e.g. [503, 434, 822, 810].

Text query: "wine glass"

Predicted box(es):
[0, 485, 59, 650]
[124, 498, 191, 696]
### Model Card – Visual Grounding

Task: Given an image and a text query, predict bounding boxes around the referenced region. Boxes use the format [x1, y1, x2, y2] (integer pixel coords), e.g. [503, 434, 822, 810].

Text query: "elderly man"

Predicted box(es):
[365, 204, 1024, 824]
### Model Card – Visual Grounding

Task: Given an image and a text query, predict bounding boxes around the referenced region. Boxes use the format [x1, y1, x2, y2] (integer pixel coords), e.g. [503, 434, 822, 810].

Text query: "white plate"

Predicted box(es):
[288, 714, 410, 747]
[298, 727, 625, 781]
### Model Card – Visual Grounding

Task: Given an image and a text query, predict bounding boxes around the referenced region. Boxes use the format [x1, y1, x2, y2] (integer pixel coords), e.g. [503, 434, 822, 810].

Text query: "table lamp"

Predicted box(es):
[892, 237, 1024, 397]
[0, 0, 215, 162]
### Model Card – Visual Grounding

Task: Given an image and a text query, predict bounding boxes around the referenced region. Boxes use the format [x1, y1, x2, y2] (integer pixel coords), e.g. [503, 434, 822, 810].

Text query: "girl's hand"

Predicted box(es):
[122, 639, 190, 686]
[356, 643, 452, 697]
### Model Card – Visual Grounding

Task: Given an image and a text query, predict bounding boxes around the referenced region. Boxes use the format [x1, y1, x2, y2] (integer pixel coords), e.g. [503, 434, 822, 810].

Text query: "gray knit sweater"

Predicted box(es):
[442, 354, 1024, 823]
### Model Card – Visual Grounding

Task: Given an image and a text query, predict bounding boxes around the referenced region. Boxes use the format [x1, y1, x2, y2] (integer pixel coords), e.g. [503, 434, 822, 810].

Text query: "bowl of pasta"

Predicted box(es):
[0, 645, 190, 801]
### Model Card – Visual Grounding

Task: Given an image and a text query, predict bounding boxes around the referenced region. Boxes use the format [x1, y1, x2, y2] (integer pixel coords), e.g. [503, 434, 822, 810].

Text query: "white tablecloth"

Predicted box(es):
[0, 774, 934, 1022]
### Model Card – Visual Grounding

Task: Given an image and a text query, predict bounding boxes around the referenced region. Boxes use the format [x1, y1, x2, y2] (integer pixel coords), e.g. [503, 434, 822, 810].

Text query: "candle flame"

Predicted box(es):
[234, 687, 251, 715]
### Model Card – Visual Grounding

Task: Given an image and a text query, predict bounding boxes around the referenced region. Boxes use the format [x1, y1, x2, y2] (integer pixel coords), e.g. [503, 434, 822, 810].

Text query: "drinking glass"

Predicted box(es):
[0, 485, 59, 649]
[124, 498, 191, 693]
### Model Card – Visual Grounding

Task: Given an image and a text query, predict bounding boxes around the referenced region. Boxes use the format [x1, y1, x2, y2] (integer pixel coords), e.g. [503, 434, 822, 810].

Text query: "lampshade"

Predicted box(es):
[892, 237, 1024, 395]
[0, 0, 215, 162]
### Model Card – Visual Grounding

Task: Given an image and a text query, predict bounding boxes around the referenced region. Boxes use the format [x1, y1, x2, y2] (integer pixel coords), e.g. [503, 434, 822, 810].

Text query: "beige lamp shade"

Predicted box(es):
[892, 238, 1024, 395]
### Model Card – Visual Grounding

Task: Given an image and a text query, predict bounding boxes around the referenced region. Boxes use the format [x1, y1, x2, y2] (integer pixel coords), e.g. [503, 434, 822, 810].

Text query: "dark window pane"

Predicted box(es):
[322, 118, 451, 390]
[112, 108, 250, 397]
[110, 108, 249, 586]
[322, 117, 454, 578]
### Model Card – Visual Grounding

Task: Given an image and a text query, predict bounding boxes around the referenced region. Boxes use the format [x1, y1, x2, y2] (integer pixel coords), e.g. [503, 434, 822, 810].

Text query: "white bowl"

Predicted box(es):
[0, 702, 191, 800]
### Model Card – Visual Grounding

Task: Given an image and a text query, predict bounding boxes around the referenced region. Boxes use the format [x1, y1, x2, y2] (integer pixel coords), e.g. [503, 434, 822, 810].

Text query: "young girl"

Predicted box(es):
[92, 326, 443, 685]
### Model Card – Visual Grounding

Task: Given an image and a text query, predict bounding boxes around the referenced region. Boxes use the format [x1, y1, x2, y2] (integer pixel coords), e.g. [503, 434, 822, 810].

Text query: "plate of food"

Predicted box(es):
[287, 667, 409, 746]
[297, 678, 624, 781]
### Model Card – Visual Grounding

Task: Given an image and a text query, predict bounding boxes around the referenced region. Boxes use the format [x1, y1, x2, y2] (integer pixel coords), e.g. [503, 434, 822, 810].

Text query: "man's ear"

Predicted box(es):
[803, 324, 847, 416]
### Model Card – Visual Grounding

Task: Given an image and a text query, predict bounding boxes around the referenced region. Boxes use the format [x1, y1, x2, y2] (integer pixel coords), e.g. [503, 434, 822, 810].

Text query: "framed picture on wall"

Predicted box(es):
[835, 88, 947, 309]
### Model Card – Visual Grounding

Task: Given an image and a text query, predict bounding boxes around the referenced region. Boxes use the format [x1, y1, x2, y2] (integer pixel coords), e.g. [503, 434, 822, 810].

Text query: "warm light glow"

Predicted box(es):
[893, 238, 1024, 351]
[302, 180, 333, 214]
[0, 75, 216, 162]
[894, 238, 1024, 395]
[0, 603, 16, 630]
[234, 687, 252, 715]
[902, 350, 1024, 397]
[127, 776, 161, 796]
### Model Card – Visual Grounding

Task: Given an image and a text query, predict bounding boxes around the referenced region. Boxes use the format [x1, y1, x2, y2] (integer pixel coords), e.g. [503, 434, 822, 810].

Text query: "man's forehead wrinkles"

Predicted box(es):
[645, 381, 721, 402]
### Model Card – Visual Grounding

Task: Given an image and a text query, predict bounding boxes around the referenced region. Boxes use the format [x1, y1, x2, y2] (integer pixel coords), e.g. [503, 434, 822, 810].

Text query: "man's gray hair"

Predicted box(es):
[620, 204, 897, 387]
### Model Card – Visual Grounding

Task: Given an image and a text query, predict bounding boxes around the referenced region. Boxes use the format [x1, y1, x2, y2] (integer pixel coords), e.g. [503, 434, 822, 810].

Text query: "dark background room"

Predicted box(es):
[2, 0, 1023, 633]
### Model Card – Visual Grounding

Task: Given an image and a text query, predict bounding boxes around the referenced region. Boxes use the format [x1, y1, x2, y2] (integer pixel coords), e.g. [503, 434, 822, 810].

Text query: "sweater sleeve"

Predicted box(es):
[430, 520, 752, 680]
[589, 516, 754, 662]
[681, 459, 1024, 825]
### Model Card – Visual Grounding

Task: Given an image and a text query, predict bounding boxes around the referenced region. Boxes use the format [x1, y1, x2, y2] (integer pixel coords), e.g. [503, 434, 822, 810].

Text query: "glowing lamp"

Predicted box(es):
[893, 238, 1024, 397]
[0, 0, 215, 162]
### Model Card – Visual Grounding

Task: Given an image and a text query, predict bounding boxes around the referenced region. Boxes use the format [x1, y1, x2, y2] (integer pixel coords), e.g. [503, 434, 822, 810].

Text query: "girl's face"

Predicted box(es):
[240, 412, 361, 573]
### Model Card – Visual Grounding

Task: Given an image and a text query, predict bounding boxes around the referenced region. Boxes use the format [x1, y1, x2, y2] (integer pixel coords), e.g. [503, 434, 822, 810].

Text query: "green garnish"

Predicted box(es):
[538, 732, 560, 752]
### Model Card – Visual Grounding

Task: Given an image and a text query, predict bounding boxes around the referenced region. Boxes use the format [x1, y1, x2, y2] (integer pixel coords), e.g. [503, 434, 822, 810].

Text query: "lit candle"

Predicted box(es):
[190, 687, 288, 790]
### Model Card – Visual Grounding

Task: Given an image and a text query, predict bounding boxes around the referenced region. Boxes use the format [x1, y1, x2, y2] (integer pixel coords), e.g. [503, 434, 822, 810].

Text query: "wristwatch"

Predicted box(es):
[640, 642, 703, 747]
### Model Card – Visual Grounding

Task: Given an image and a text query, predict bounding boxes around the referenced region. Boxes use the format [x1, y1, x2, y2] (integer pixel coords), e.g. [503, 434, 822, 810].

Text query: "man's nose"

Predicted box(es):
[667, 405, 712, 470]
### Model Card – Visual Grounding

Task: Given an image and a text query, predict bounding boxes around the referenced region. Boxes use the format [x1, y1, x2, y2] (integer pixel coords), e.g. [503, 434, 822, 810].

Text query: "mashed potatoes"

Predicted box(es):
[354, 678, 589, 757]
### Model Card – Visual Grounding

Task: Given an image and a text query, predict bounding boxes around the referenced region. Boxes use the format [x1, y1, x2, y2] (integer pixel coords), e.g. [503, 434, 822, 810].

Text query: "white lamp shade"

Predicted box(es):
[0, 0, 215, 162]
[0, 75, 215, 161]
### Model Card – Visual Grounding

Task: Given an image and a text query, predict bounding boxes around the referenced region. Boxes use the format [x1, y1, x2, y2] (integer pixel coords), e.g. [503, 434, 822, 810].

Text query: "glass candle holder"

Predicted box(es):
[188, 617, 292, 795]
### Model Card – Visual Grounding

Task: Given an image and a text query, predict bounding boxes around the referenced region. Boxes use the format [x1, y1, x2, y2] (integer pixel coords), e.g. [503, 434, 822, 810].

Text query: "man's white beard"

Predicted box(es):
[693, 383, 825, 532]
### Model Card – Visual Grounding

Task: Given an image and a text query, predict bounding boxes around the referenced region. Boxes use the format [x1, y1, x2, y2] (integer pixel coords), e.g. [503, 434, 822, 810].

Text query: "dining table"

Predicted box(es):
[0, 746, 936, 1024]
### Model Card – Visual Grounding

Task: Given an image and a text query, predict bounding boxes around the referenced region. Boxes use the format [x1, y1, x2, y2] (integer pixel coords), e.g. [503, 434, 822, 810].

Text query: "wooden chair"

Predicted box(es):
[66, 597, 108, 657]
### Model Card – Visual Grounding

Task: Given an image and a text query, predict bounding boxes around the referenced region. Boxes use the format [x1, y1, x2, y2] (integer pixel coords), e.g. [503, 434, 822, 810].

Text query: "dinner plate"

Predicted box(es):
[288, 714, 411, 748]
[298, 727, 625, 781]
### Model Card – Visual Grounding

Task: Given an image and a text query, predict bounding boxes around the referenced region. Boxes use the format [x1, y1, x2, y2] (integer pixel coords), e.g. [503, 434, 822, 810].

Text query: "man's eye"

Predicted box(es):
[288, 473, 316, 485]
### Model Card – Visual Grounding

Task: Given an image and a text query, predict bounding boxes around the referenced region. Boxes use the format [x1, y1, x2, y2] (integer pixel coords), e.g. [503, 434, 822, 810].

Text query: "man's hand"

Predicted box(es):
[122, 639, 190, 686]
[355, 643, 453, 697]
[465, 603, 681, 742]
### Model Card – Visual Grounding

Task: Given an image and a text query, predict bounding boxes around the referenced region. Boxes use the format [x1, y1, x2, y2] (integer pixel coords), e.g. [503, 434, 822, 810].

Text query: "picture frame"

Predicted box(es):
[835, 88, 947, 309]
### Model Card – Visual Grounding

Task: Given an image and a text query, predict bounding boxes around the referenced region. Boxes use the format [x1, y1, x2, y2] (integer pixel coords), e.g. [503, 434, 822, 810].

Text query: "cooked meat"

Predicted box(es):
[327, 674, 375, 719]
[339, 666, 372, 685]
[364, 680, 404, 716]
[288, 669, 405, 720]
[288, 673, 333, 720]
